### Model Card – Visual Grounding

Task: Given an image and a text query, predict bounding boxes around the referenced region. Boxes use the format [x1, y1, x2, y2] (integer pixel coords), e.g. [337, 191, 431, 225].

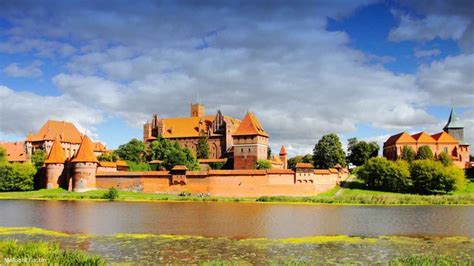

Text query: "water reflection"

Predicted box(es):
[0, 200, 473, 238]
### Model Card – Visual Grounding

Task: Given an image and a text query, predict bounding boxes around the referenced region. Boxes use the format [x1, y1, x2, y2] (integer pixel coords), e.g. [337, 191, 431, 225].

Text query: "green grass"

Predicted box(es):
[0, 179, 473, 205]
[388, 255, 472, 265]
[0, 240, 104, 265]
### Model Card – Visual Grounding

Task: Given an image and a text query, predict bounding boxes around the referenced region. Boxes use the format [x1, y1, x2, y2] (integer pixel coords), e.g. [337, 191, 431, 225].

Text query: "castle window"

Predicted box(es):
[241, 148, 243, 153]
[444, 147, 448, 153]
[248, 148, 251, 152]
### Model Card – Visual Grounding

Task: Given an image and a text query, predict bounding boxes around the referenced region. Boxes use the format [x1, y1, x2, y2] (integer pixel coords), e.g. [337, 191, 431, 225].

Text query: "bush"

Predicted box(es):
[126, 161, 151, 171]
[400, 146, 415, 162]
[208, 162, 225, 170]
[0, 162, 36, 191]
[256, 160, 272, 170]
[355, 157, 411, 192]
[416, 145, 434, 160]
[437, 151, 453, 166]
[411, 160, 466, 194]
[103, 187, 119, 200]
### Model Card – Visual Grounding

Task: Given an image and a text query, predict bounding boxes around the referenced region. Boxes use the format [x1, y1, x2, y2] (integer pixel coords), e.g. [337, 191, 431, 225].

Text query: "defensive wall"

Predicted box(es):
[95, 168, 348, 197]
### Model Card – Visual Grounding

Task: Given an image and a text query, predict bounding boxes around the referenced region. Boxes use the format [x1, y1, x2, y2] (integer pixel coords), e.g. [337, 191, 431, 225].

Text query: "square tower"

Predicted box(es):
[191, 103, 205, 117]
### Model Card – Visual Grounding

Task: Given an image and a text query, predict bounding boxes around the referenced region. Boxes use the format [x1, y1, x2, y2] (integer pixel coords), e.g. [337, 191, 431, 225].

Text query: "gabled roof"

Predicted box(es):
[279, 145, 287, 155]
[27, 120, 83, 144]
[384, 132, 416, 146]
[431, 131, 459, 144]
[295, 163, 314, 169]
[158, 115, 241, 139]
[270, 155, 282, 164]
[233, 112, 268, 137]
[44, 136, 66, 164]
[0, 141, 27, 162]
[444, 107, 463, 129]
[411, 132, 437, 143]
[71, 136, 98, 163]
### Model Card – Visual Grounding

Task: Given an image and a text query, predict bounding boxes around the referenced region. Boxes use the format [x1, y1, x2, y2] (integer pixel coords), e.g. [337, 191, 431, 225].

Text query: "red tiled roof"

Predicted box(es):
[411, 132, 437, 143]
[159, 115, 241, 138]
[279, 145, 287, 155]
[93, 142, 107, 152]
[314, 169, 331, 175]
[266, 169, 294, 174]
[0, 141, 27, 162]
[28, 120, 83, 144]
[44, 136, 66, 164]
[171, 165, 188, 171]
[71, 135, 98, 163]
[295, 163, 314, 169]
[384, 132, 416, 146]
[329, 168, 339, 174]
[233, 112, 268, 137]
[431, 131, 459, 143]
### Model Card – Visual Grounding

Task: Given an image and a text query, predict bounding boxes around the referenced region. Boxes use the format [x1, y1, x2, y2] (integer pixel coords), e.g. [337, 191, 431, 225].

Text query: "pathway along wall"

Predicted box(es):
[96, 169, 346, 197]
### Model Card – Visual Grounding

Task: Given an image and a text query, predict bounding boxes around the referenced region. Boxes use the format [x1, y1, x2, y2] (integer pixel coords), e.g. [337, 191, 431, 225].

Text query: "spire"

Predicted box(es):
[71, 135, 98, 163]
[44, 136, 66, 164]
[233, 112, 268, 137]
[444, 106, 463, 129]
[279, 145, 287, 156]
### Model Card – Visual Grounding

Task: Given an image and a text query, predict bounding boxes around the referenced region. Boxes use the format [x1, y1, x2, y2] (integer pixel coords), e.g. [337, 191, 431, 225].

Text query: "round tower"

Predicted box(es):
[279, 145, 288, 169]
[71, 135, 98, 192]
[44, 136, 66, 189]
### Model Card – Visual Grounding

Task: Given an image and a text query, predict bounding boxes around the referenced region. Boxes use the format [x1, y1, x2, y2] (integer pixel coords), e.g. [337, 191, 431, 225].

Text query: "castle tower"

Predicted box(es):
[443, 106, 464, 143]
[232, 112, 269, 169]
[279, 145, 288, 169]
[44, 136, 66, 189]
[191, 103, 205, 117]
[71, 135, 98, 192]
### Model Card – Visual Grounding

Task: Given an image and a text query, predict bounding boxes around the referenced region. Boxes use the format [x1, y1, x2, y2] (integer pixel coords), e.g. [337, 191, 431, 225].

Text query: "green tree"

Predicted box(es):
[356, 157, 411, 192]
[267, 147, 272, 159]
[400, 146, 416, 162]
[347, 137, 379, 166]
[30, 149, 46, 170]
[0, 147, 6, 163]
[416, 145, 434, 160]
[115, 139, 146, 162]
[411, 160, 466, 194]
[196, 136, 210, 159]
[256, 160, 272, 170]
[288, 154, 313, 169]
[148, 138, 200, 171]
[97, 152, 119, 162]
[313, 133, 346, 169]
[437, 151, 453, 166]
[0, 162, 36, 191]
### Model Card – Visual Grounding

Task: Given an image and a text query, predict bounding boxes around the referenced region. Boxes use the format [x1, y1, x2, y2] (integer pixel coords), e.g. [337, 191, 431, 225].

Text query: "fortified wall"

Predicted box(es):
[95, 166, 348, 197]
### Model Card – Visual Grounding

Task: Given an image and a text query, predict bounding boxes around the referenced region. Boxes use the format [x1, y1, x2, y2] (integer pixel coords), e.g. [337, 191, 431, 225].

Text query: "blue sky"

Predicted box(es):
[0, 0, 473, 156]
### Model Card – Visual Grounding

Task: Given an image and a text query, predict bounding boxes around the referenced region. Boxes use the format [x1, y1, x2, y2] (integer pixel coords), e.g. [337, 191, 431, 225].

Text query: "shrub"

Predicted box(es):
[0, 162, 36, 191]
[415, 145, 434, 160]
[411, 160, 466, 194]
[256, 160, 272, 170]
[103, 187, 119, 200]
[126, 161, 151, 171]
[400, 146, 415, 162]
[208, 162, 225, 170]
[355, 157, 411, 192]
[437, 151, 453, 166]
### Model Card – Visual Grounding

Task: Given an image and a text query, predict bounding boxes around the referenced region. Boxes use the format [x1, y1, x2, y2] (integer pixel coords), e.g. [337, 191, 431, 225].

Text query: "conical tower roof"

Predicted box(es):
[71, 135, 98, 163]
[444, 107, 463, 129]
[279, 145, 287, 155]
[44, 136, 66, 164]
[233, 112, 269, 137]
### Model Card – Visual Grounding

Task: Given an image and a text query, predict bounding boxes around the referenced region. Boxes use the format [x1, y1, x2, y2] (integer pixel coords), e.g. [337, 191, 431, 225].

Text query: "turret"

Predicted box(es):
[279, 145, 288, 169]
[232, 112, 269, 169]
[44, 136, 66, 189]
[191, 103, 205, 117]
[443, 106, 465, 143]
[71, 135, 98, 192]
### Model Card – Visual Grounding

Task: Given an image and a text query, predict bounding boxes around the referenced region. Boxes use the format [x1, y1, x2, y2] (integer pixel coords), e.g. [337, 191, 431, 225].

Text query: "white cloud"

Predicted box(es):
[0, 86, 102, 140]
[3, 60, 43, 78]
[414, 48, 440, 58]
[389, 12, 469, 42]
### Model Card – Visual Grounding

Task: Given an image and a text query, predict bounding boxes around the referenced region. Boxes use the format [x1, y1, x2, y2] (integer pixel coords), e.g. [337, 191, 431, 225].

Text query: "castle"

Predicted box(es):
[41, 133, 348, 195]
[383, 107, 471, 169]
[144, 103, 284, 169]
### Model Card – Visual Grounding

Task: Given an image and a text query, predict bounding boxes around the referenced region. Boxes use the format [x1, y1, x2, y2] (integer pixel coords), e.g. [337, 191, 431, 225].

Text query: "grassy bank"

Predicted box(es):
[0, 240, 104, 265]
[0, 180, 473, 205]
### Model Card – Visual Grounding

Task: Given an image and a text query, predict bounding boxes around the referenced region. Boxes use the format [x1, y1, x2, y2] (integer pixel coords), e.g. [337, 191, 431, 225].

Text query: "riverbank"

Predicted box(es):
[0, 180, 473, 205]
[0, 227, 471, 264]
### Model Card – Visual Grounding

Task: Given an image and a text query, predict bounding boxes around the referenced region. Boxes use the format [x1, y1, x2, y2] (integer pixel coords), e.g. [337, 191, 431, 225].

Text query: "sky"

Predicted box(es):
[0, 0, 473, 157]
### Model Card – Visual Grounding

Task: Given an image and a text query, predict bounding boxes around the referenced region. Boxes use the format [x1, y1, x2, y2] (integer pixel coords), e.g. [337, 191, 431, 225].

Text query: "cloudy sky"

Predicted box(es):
[0, 0, 473, 156]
